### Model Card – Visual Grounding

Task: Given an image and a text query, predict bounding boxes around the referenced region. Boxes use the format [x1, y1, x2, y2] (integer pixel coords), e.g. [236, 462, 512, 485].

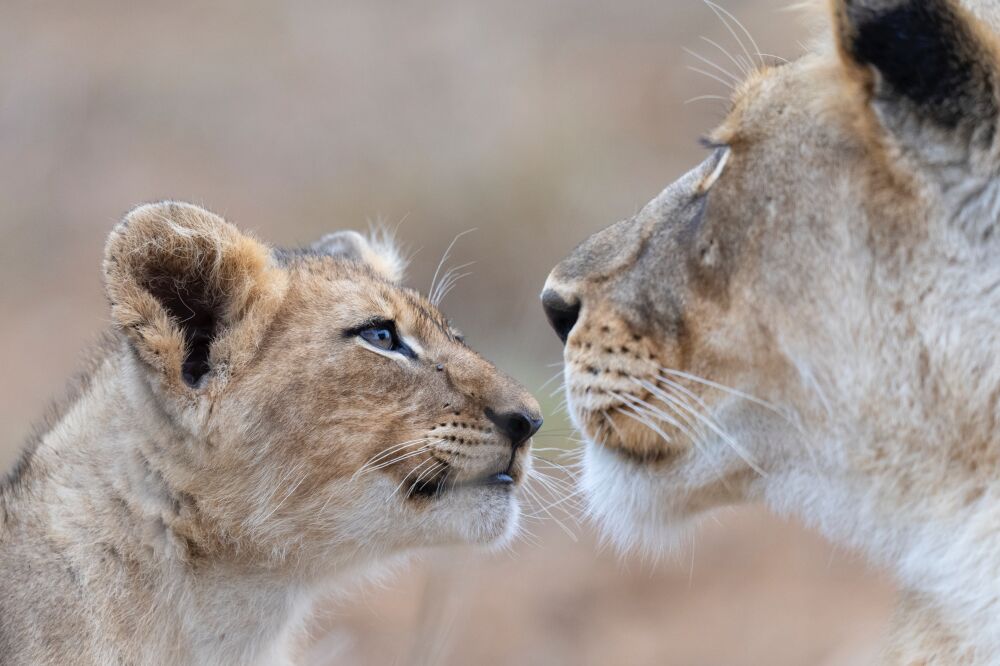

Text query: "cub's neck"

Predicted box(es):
[1, 346, 330, 665]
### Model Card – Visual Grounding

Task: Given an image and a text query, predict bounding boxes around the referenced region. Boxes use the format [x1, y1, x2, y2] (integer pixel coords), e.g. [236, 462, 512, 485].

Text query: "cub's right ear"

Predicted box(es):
[311, 229, 406, 283]
[103, 202, 287, 393]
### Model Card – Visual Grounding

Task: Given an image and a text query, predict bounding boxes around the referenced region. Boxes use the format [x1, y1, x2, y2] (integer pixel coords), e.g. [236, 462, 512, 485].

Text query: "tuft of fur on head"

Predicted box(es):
[311, 227, 408, 283]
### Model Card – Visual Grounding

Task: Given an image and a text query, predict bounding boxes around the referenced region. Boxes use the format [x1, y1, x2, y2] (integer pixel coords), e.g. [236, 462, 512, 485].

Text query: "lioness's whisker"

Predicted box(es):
[638, 379, 766, 476]
[758, 52, 788, 64]
[633, 382, 711, 441]
[658, 367, 784, 414]
[699, 35, 751, 79]
[655, 373, 713, 413]
[704, 0, 763, 71]
[611, 405, 673, 444]
[612, 393, 689, 437]
[613, 398, 716, 466]
[684, 94, 731, 106]
[538, 369, 566, 392]
[683, 47, 741, 85]
[616, 391, 692, 435]
[687, 65, 736, 91]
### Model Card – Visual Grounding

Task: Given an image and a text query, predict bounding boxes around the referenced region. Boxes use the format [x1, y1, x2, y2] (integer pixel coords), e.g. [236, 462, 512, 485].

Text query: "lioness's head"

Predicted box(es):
[544, 0, 1000, 550]
[104, 202, 540, 571]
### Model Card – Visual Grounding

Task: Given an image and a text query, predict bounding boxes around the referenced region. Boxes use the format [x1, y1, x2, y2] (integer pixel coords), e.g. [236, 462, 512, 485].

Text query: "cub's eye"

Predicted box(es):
[350, 320, 417, 358]
[359, 326, 398, 351]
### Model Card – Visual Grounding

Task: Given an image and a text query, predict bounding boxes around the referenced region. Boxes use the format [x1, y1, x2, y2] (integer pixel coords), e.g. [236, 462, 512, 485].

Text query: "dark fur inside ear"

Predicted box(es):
[104, 201, 287, 392]
[840, 0, 997, 131]
[142, 270, 218, 387]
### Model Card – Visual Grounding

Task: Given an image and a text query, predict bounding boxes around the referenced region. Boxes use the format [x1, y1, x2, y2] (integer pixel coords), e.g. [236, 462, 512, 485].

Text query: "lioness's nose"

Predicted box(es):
[541, 289, 581, 344]
[486, 408, 543, 449]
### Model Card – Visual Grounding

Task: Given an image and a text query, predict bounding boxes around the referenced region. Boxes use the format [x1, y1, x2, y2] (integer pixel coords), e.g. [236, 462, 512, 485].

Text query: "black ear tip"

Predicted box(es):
[840, 0, 996, 129]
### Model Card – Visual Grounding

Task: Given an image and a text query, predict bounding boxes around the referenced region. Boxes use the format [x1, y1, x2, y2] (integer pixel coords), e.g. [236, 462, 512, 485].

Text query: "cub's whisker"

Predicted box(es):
[354, 437, 433, 478]
[406, 461, 447, 497]
[354, 443, 436, 479]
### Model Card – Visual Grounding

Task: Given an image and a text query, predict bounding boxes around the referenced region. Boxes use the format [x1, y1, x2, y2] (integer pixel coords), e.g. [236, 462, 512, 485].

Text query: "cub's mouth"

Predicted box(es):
[408, 458, 524, 499]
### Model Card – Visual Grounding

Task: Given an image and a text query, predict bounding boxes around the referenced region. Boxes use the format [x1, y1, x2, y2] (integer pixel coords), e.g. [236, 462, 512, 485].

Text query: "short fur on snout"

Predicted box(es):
[0, 201, 541, 665]
[546, 1, 1000, 661]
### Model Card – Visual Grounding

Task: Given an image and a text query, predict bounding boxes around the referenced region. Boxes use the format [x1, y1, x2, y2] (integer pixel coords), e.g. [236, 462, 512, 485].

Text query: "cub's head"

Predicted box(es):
[104, 201, 540, 571]
[543, 0, 1000, 551]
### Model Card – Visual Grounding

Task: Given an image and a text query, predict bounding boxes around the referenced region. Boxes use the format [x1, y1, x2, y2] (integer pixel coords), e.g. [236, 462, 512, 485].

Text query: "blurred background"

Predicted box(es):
[0, 1, 895, 663]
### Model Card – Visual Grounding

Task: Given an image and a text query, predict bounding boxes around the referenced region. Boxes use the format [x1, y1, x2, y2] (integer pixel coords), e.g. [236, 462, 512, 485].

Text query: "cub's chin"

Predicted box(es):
[580, 441, 698, 555]
[419, 482, 523, 549]
[473, 489, 522, 549]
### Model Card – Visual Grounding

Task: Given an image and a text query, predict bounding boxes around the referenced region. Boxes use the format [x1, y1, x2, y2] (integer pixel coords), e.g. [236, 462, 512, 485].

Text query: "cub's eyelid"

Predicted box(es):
[342, 317, 393, 338]
[346, 318, 419, 359]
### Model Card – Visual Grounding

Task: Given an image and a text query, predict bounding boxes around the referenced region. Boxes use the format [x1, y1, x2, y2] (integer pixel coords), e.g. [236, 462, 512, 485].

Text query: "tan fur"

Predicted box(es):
[544, 1, 1000, 662]
[0, 202, 540, 665]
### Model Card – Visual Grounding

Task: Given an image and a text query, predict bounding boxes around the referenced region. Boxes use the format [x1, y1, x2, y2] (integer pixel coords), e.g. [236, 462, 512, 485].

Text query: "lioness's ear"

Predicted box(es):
[311, 230, 406, 283]
[104, 202, 287, 391]
[834, 0, 999, 155]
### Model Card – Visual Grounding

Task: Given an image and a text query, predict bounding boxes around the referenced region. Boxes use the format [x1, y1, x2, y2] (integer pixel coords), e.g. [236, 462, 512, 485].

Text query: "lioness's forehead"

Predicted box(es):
[709, 54, 856, 149]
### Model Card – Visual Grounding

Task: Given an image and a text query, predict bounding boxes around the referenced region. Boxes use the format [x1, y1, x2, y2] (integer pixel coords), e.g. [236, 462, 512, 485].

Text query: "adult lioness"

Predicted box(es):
[543, 0, 1000, 661]
[0, 202, 541, 665]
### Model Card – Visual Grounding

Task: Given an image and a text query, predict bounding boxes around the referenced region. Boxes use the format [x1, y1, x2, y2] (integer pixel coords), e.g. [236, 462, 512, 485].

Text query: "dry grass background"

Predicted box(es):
[0, 1, 894, 663]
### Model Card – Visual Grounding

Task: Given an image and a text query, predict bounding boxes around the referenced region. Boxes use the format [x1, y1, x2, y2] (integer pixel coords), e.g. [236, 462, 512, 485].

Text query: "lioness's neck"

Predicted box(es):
[1, 343, 317, 665]
[761, 251, 1000, 658]
[772, 375, 1000, 658]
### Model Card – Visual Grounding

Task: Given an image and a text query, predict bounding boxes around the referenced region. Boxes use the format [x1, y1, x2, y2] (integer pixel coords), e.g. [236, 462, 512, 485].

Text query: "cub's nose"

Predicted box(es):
[486, 408, 543, 449]
[541, 289, 581, 344]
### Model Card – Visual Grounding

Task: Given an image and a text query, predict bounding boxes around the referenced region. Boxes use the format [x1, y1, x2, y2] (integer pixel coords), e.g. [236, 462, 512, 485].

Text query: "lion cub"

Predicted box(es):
[0, 202, 541, 665]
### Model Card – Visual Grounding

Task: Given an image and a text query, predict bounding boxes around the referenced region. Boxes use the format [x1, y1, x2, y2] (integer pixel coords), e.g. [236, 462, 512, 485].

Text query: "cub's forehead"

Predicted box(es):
[279, 250, 459, 340]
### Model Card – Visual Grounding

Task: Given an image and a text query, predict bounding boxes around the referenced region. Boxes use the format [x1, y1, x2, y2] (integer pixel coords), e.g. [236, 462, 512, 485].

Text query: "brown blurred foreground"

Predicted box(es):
[300, 506, 893, 666]
[0, 0, 894, 663]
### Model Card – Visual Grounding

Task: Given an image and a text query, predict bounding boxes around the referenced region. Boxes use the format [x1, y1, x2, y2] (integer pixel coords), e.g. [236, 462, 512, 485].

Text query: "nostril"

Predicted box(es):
[541, 289, 581, 344]
[486, 408, 544, 449]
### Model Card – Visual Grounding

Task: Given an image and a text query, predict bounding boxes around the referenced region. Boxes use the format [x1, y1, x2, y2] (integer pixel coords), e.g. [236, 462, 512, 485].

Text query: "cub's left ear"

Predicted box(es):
[834, 0, 999, 155]
[311, 229, 407, 283]
[104, 202, 288, 392]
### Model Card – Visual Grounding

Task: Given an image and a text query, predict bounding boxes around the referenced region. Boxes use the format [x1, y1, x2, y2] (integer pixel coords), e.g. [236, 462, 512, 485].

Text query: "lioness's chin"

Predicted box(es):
[581, 441, 697, 554]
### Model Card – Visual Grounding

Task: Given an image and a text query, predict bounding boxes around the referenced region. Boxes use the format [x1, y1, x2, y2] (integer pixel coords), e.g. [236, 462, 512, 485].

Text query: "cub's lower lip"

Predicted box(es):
[409, 472, 515, 499]
[484, 473, 514, 486]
